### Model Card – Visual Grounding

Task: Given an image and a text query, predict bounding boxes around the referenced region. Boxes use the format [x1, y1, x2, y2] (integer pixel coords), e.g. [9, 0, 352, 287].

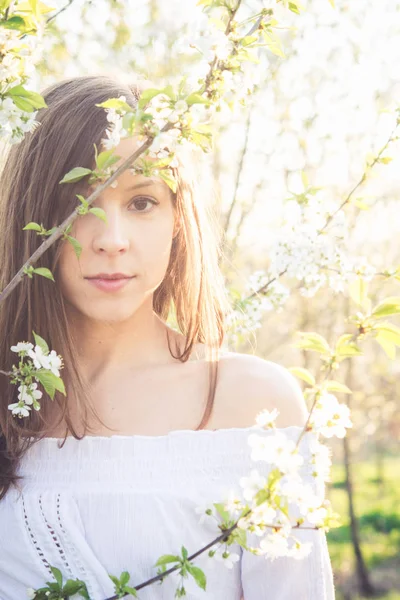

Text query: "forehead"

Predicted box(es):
[89, 136, 172, 196]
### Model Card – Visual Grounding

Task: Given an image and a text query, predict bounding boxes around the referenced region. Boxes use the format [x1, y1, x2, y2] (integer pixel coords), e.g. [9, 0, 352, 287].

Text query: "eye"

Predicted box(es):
[129, 196, 159, 213]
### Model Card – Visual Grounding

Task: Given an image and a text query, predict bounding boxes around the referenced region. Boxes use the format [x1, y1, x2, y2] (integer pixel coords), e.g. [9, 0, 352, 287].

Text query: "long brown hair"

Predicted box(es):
[0, 74, 229, 501]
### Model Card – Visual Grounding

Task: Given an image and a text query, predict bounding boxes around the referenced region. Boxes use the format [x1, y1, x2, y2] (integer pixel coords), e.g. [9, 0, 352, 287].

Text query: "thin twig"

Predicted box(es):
[223, 108, 252, 234]
[108, 508, 321, 599]
[20, 0, 78, 39]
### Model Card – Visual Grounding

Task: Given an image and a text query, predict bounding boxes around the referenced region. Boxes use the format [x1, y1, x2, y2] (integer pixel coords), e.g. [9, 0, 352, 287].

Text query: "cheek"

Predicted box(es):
[140, 221, 174, 281]
[56, 241, 81, 302]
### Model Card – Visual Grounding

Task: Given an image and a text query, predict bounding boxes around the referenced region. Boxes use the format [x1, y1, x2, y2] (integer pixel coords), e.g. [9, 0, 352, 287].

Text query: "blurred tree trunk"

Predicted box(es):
[375, 435, 385, 494]
[343, 324, 375, 597]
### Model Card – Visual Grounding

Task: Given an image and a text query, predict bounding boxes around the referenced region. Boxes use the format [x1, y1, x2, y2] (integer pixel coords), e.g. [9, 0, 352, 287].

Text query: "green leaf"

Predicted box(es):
[240, 35, 258, 47]
[294, 332, 331, 355]
[213, 502, 230, 522]
[154, 554, 181, 566]
[162, 84, 176, 100]
[335, 334, 363, 358]
[349, 277, 369, 309]
[353, 199, 370, 210]
[35, 370, 55, 399]
[32, 331, 49, 354]
[23, 221, 42, 232]
[35, 370, 66, 398]
[6, 85, 47, 111]
[158, 170, 177, 193]
[0, 0, 13, 10]
[95, 98, 132, 112]
[46, 581, 61, 592]
[109, 574, 120, 586]
[45, 227, 58, 236]
[186, 564, 206, 590]
[89, 207, 107, 222]
[59, 167, 92, 184]
[371, 297, 400, 318]
[185, 93, 212, 106]
[66, 235, 82, 259]
[96, 149, 121, 171]
[375, 333, 396, 359]
[119, 571, 130, 586]
[289, 1, 305, 14]
[123, 586, 138, 597]
[288, 367, 315, 386]
[324, 380, 352, 394]
[137, 88, 165, 110]
[373, 322, 400, 346]
[63, 579, 89, 597]
[262, 30, 285, 58]
[33, 267, 55, 282]
[50, 566, 63, 587]
[301, 171, 309, 189]
[0, 16, 27, 31]
[76, 193, 89, 210]
[93, 143, 98, 166]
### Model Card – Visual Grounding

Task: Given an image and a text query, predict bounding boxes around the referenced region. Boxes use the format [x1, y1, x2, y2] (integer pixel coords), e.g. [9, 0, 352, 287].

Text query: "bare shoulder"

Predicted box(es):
[215, 351, 308, 429]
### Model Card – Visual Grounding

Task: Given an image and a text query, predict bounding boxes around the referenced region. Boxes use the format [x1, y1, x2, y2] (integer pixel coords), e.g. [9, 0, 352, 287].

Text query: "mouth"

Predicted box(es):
[85, 275, 135, 293]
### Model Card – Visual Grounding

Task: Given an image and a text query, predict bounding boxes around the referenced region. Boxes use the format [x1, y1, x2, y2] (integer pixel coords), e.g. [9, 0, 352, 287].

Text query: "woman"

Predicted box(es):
[0, 75, 335, 599]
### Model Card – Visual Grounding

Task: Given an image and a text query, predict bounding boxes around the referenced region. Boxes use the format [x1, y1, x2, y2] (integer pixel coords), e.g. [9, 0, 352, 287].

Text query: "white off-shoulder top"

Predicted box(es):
[0, 426, 336, 599]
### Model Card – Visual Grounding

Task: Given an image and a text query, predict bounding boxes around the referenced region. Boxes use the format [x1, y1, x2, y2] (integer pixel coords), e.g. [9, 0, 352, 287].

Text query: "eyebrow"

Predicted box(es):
[126, 179, 164, 191]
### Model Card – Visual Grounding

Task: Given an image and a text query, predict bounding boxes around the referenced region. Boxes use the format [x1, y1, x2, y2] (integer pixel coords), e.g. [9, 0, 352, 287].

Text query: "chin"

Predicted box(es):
[72, 300, 142, 324]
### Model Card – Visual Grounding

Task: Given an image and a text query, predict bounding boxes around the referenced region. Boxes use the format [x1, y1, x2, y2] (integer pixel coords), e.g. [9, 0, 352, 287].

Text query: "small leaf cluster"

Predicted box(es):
[108, 571, 138, 598]
[28, 566, 90, 600]
[154, 545, 207, 597]
[11, 331, 66, 402]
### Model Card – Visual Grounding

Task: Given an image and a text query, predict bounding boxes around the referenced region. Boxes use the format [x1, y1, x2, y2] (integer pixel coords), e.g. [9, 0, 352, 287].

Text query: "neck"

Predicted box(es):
[68, 300, 181, 382]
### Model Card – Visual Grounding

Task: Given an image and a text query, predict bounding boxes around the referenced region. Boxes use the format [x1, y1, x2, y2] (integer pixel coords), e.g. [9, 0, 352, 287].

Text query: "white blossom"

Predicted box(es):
[175, 100, 188, 114]
[190, 27, 234, 62]
[240, 468, 268, 502]
[255, 407, 279, 429]
[287, 539, 313, 559]
[309, 392, 353, 438]
[258, 528, 292, 560]
[237, 499, 277, 536]
[212, 546, 240, 569]
[248, 430, 304, 474]
[7, 402, 31, 418]
[223, 489, 244, 519]
[194, 500, 218, 526]
[100, 96, 129, 150]
[10, 342, 34, 354]
[308, 436, 332, 481]
[27, 346, 62, 377]
[18, 382, 42, 405]
[0, 96, 40, 144]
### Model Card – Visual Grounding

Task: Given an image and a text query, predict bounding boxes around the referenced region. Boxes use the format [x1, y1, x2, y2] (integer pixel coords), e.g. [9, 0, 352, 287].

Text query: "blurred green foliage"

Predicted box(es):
[327, 458, 400, 599]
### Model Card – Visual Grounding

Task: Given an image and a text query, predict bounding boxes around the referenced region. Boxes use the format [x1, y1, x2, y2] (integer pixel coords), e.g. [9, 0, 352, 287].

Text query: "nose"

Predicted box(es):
[92, 208, 129, 255]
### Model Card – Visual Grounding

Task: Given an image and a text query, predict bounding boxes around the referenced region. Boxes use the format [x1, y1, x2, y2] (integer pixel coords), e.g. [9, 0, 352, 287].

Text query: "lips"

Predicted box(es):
[85, 275, 135, 292]
[86, 273, 133, 280]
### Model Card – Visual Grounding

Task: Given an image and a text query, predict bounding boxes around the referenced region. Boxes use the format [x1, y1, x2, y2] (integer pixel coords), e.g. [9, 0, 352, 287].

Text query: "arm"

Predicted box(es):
[218, 354, 336, 599]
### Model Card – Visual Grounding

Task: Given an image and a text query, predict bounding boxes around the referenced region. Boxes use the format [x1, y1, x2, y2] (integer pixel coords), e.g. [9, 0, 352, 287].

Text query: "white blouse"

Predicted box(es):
[0, 426, 336, 599]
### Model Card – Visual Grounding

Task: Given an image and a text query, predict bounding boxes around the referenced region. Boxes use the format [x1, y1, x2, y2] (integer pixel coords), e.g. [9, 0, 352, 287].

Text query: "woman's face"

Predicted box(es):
[57, 137, 176, 324]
